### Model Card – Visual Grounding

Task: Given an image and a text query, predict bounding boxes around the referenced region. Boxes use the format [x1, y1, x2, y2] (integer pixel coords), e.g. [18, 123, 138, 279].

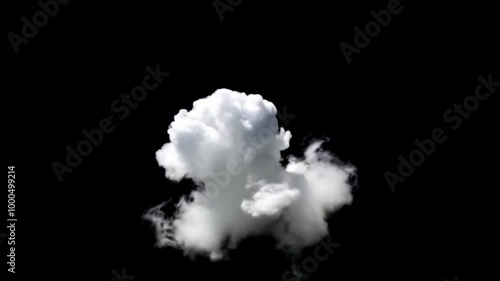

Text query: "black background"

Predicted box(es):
[3, 0, 498, 281]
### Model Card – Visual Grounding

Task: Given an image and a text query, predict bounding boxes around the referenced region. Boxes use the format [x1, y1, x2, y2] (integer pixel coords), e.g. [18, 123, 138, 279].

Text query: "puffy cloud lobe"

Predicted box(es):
[146, 89, 355, 260]
[241, 182, 301, 217]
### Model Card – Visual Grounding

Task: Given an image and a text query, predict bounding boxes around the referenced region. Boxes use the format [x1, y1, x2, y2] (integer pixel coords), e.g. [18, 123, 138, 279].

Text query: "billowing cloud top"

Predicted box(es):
[146, 89, 355, 260]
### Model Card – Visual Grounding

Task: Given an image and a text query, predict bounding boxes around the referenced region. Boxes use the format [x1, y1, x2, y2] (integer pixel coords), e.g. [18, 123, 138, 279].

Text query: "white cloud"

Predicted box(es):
[145, 89, 355, 260]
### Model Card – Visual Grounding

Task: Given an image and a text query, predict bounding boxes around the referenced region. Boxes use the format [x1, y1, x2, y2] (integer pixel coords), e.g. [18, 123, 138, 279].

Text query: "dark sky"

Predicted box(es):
[4, 1, 498, 281]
